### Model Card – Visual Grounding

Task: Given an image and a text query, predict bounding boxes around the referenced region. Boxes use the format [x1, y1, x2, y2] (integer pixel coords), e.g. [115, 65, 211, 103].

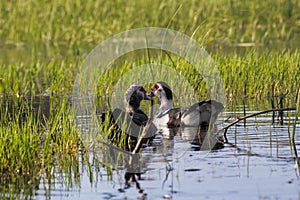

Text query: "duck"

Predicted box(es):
[150, 82, 224, 130]
[150, 81, 185, 128]
[104, 84, 156, 151]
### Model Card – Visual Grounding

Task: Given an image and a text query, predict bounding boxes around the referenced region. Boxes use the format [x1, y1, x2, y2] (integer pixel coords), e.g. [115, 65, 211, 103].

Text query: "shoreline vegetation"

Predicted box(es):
[0, 51, 299, 103]
[0, 0, 299, 197]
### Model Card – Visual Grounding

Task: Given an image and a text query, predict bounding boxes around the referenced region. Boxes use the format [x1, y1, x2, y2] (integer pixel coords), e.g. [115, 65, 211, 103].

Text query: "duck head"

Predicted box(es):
[151, 82, 173, 111]
[125, 84, 150, 112]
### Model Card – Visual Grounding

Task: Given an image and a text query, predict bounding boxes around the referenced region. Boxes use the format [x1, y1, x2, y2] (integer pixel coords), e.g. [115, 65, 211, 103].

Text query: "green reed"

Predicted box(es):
[216, 50, 299, 109]
[0, 96, 87, 197]
[0, 60, 79, 96]
[0, 50, 299, 106]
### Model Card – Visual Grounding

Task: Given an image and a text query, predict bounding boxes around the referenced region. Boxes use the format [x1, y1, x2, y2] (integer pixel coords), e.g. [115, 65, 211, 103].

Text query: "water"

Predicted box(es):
[3, 106, 299, 200]
[36, 125, 300, 199]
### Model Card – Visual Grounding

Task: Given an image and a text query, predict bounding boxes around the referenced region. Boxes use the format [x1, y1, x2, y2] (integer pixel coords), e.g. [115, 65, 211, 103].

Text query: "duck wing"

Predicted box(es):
[111, 108, 157, 151]
[131, 108, 148, 126]
[132, 109, 158, 136]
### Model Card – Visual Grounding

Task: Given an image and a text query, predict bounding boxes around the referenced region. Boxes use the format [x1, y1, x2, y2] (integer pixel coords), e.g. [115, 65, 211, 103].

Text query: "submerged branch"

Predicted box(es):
[217, 107, 296, 143]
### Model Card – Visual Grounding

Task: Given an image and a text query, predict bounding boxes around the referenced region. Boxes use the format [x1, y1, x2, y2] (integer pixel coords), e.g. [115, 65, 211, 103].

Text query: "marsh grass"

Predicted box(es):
[0, 96, 87, 198]
[0, 59, 79, 96]
[217, 50, 299, 111]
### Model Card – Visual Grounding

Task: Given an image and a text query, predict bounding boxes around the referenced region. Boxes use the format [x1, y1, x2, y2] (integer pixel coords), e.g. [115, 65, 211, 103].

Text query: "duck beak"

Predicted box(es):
[144, 94, 151, 100]
[146, 92, 154, 100]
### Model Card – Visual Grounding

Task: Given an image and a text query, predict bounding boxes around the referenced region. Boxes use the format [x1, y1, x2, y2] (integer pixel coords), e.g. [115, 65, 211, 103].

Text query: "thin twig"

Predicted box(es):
[132, 98, 154, 154]
[217, 107, 296, 143]
[291, 90, 300, 174]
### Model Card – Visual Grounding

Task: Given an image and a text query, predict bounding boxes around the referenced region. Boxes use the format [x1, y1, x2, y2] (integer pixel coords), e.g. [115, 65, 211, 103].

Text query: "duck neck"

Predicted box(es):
[125, 100, 140, 113]
[159, 97, 172, 112]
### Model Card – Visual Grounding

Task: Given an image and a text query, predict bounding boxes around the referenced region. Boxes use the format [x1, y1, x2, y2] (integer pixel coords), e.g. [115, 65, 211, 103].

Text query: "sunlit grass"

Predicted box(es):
[216, 50, 299, 108]
[0, 60, 79, 95]
[0, 97, 86, 197]
[1, 50, 298, 105]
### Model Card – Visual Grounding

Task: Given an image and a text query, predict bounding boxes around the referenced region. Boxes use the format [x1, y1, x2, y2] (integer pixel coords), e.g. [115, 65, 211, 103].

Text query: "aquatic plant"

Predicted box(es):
[0, 96, 86, 197]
